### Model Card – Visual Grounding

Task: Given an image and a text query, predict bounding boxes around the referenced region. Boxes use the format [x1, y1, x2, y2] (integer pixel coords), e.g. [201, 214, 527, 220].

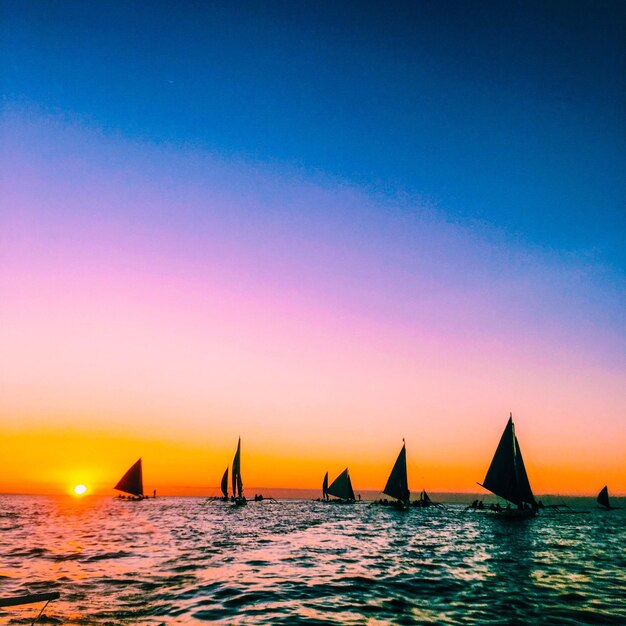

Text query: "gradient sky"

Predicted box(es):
[1, 1, 625, 496]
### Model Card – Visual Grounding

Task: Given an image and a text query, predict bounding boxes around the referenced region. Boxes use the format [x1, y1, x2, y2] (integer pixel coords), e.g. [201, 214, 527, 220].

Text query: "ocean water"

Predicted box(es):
[1, 496, 625, 625]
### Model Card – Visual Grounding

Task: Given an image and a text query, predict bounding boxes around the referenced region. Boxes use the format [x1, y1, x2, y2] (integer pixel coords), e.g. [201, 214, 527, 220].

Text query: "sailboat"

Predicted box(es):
[377, 440, 410, 509]
[114, 458, 145, 500]
[220, 467, 229, 501]
[597, 485, 612, 510]
[477, 413, 537, 517]
[324, 468, 356, 504]
[413, 489, 434, 508]
[322, 471, 329, 501]
[231, 437, 246, 506]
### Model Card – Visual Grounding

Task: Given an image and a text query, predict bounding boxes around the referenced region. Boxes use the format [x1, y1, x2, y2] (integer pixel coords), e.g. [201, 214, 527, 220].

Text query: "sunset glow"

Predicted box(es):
[73, 484, 87, 496]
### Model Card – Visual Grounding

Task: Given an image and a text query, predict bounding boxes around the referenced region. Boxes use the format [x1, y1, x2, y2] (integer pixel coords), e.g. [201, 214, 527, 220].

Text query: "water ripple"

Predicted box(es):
[0, 496, 624, 624]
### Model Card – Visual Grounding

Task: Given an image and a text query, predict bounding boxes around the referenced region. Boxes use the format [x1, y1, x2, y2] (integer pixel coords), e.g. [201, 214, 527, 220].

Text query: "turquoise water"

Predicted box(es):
[1, 496, 625, 624]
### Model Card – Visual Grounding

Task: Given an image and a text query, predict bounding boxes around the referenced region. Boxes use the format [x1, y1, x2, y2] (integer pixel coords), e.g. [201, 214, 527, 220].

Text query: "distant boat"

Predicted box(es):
[324, 468, 356, 504]
[477, 413, 537, 517]
[379, 440, 410, 509]
[597, 485, 612, 510]
[114, 458, 145, 500]
[231, 438, 246, 506]
[414, 489, 434, 508]
[322, 471, 329, 501]
[220, 466, 229, 500]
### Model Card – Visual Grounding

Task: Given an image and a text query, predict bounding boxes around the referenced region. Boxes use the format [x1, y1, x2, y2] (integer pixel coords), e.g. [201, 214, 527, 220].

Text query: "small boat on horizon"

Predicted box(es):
[413, 489, 441, 508]
[597, 485, 616, 510]
[114, 458, 153, 500]
[476, 413, 537, 517]
[321, 468, 356, 503]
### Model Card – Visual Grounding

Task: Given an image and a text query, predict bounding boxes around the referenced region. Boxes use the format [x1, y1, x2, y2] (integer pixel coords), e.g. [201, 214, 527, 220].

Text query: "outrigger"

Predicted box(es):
[0, 592, 60, 625]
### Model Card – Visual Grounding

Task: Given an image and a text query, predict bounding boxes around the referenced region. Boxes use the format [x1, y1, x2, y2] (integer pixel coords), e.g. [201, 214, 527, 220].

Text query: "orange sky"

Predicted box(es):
[2, 419, 624, 497]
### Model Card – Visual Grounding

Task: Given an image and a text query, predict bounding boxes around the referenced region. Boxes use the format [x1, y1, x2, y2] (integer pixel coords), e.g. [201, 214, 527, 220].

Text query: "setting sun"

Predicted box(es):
[73, 484, 87, 496]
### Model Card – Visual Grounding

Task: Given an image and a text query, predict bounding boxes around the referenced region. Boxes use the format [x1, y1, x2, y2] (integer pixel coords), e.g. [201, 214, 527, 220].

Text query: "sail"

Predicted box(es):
[480, 415, 535, 506]
[383, 442, 410, 503]
[114, 458, 143, 496]
[221, 467, 229, 498]
[422, 490, 432, 503]
[597, 485, 610, 509]
[514, 435, 534, 503]
[232, 438, 243, 498]
[327, 468, 355, 501]
[322, 471, 329, 500]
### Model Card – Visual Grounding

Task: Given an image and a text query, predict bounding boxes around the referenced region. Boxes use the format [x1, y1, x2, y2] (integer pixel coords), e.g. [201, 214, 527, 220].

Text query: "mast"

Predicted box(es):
[322, 471, 329, 501]
[597, 485, 610, 509]
[479, 414, 535, 507]
[383, 441, 410, 504]
[114, 458, 143, 497]
[327, 468, 355, 501]
[232, 438, 243, 499]
[221, 467, 229, 498]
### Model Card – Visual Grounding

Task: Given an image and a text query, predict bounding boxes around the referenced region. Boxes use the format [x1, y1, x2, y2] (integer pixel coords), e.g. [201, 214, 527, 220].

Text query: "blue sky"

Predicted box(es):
[2, 1, 625, 267]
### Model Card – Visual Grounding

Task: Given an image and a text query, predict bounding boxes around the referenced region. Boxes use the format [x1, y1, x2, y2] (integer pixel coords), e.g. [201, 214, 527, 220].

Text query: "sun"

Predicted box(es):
[73, 484, 87, 496]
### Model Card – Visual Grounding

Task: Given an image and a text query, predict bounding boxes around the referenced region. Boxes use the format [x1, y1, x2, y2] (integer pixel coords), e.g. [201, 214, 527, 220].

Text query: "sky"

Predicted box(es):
[1, 1, 624, 496]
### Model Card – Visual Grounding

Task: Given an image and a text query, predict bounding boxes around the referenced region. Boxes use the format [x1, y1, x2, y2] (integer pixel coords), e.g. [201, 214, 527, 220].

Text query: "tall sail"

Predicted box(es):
[221, 467, 229, 498]
[597, 485, 610, 509]
[383, 442, 410, 503]
[480, 414, 535, 506]
[327, 468, 355, 501]
[232, 438, 243, 498]
[421, 490, 432, 504]
[114, 458, 143, 497]
[322, 471, 329, 500]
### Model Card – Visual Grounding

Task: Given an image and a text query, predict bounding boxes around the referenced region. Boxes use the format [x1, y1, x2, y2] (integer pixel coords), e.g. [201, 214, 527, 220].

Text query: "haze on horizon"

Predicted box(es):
[1, 1, 624, 497]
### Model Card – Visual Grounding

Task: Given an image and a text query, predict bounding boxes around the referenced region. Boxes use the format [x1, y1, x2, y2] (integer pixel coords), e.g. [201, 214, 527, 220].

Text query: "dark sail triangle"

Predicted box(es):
[327, 468, 355, 501]
[422, 490, 432, 503]
[383, 442, 410, 503]
[221, 467, 229, 498]
[232, 438, 243, 498]
[480, 414, 534, 506]
[322, 471, 329, 500]
[597, 485, 610, 509]
[114, 458, 143, 496]
[514, 435, 534, 504]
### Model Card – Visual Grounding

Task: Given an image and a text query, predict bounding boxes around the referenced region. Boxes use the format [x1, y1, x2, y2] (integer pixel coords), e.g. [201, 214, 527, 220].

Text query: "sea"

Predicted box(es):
[1, 495, 625, 625]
